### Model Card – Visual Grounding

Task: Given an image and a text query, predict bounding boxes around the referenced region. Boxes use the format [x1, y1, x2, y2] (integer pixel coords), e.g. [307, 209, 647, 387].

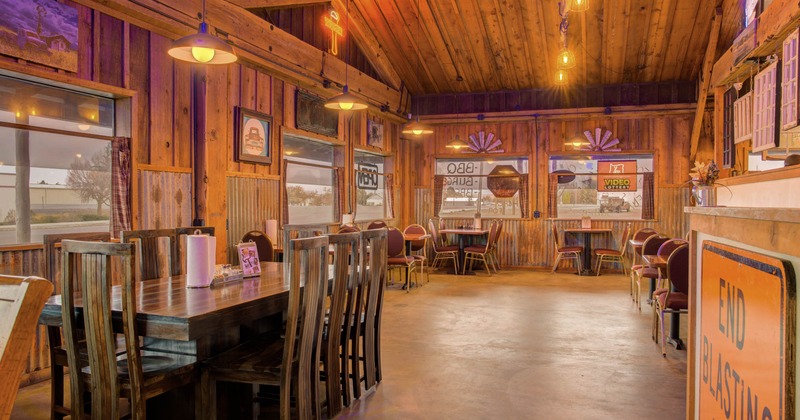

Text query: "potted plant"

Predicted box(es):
[689, 160, 720, 206]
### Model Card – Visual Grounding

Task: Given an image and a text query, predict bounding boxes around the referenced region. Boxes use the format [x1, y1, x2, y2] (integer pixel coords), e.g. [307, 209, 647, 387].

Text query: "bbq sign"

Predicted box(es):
[597, 160, 637, 192]
[698, 241, 795, 420]
[357, 163, 379, 190]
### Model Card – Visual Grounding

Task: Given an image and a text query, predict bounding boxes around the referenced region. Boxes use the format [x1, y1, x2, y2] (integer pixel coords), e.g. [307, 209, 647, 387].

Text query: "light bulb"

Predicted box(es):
[412, 128, 424, 135]
[555, 70, 568, 85]
[339, 102, 354, 110]
[563, 55, 569, 64]
[191, 47, 215, 63]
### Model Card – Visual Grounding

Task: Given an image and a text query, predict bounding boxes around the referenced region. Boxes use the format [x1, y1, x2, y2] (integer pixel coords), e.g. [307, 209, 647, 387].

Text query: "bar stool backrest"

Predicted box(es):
[666, 244, 690, 294]
[657, 239, 688, 260]
[359, 228, 387, 389]
[641, 235, 670, 256]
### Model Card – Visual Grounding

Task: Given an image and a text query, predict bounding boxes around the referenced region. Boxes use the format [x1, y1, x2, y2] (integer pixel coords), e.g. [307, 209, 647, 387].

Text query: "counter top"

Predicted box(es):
[684, 206, 800, 224]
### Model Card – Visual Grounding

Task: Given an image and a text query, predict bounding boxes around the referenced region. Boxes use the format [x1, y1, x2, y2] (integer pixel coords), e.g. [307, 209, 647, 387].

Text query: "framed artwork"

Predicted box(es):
[237, 241, 261, 277]
[0, 0, 78, 72]
[295, 90, 339, 137]
[235, 106, 272, 165]
[367, 119, 384, 149]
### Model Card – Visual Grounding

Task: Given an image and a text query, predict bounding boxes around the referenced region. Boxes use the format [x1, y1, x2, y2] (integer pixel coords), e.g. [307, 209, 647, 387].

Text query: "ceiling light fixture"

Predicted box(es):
[325, 0, 368, 111]
[555, 2, 575, 82]
[568, 0, 589, 12]
[446, 93, 467, 149]
[168, 0, 237, 64]
[402, 0, 433, 135]
[555, 69, 569, 85]
[557, 48, 576, 70]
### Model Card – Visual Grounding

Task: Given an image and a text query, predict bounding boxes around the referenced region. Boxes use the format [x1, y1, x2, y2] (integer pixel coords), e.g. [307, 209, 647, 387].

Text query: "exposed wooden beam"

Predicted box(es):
[712, 0, 800, 86]
[225, 0, 329, 9]
[71, 0, 407, 118]
[689, 7, 722, 162]
[330, 0, 402, 89]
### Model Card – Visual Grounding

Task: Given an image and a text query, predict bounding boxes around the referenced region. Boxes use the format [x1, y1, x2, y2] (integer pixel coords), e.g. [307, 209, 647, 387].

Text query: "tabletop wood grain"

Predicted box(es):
[563, 228, 613, 233]
[40, 262, 290, 342]
[439, 229, 490, 235]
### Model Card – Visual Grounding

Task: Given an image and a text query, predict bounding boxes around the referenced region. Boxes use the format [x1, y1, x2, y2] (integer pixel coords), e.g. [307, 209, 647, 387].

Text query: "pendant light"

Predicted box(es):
[325, 0, 368, 111]
[168, 0, 237, 64]
[555, 69, 569, 85]
[402, 0, 433, 135]
[446, 93, 467, 149]
[569, 0, 589, 12]
[557, 48, 576, 70]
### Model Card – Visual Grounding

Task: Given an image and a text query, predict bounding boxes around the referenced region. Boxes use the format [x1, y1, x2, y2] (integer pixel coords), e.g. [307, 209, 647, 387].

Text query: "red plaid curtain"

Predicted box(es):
[548, 174, 559, 219]
[385, 174, 395, 219]
[433, 175, 445, 217]
[642, 172, 655, 220]
[333, 167, 344, 222]
[282, 160, 289, 224]
[111, 137, 132, 238]
[518, 174, 529, 218]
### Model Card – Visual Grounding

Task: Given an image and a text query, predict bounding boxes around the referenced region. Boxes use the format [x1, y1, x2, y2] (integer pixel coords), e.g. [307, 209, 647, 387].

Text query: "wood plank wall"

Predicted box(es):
[407, 109, 702, 268]
[139, 169, 192, 229]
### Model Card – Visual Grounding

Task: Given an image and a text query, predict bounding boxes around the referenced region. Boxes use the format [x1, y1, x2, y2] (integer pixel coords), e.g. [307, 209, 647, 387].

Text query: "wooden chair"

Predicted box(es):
[630, 235, 669, 309]
[60, 240, 196, 419]
[386, 227, 416, 291]
[629, 227, 658, 272]
[650, 239, 689, 339]
[0, 275, 53, 420]
[487, 220, 504, 272]
[321, 231, 360, 417]
[346, 228, 388, 399]
[120, 228, 179, 280]
[551, 224, 583, 274]
[200, 235, 329, 420]
[42, 231, 112, 420]
[653, 244, 690, 356]
[594, 223, 632, 276]
[241, 230, 274, 263]
[463, 222, 499, 275]
[403, 224, 429, 283]
[175, 226, 215, 275]
[428, 219, 459, 272]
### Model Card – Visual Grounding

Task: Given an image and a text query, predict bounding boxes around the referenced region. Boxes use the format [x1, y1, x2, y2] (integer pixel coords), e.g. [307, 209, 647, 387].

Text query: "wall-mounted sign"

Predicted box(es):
[597, 160, 636, 191]
[357, 163, 379, 190]
[324, 10, 343, 56]
[295, 90, 339, 137]
[466, 131, 504, 153]
[698, 241, 795, 420]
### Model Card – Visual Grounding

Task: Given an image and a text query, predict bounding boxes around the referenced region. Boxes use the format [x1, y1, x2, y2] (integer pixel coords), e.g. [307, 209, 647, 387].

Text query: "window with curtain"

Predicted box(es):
[354, 150, 391, 221]
[434, 157, 528, 219]
[549, 154, 654, 220]
[284, 136, 336, 224]
[0, 75, 114, 245]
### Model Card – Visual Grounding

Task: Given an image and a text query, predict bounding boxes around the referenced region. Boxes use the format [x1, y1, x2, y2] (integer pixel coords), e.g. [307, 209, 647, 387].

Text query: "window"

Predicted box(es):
[434, 157, 528, 219]
[284, 135, 336, 224]
[549, 154, 653, 220]
[354, 150, 391, 221]
[722, 87, 736, 169]
[0, 75, 114, 245]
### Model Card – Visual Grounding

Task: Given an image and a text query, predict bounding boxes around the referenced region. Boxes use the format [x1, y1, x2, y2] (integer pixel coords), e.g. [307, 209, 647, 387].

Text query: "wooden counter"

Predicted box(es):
[686, 206, 800, 419]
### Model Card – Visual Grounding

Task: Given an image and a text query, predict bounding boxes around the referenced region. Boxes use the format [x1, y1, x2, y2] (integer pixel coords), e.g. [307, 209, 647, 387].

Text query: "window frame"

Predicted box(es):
[353, 149, 391, 222]
[283, 134, 340, 225]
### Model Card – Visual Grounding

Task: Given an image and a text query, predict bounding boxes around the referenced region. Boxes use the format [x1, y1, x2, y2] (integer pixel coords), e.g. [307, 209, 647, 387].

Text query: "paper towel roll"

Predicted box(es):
[265, 220, 278, 245]
[186, 234, 212, 288]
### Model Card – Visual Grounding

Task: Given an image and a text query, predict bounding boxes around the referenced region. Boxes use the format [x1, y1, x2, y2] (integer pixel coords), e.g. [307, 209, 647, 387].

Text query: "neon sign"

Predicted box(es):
[324, 10, 343, 56]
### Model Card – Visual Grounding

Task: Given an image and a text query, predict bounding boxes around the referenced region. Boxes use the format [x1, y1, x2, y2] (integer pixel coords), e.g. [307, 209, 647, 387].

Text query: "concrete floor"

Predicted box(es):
[12, 269, 687, 419]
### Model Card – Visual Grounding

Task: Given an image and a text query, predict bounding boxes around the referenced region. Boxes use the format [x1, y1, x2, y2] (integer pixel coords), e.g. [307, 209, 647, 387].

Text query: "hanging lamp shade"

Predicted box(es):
[557, 48, 576, 69]
[569, 0, 589, 12]
[402, 117, 433, 135]
[555, 69, 569, 85]
[445, 136, 468, 150]
[324, 85, 368, 110]
[168, 22, 237, 64]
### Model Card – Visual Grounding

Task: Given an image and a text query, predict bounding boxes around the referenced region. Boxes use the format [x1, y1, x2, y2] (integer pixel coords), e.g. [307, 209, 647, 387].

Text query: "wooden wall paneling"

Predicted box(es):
[148, 33, 174, 167]
[75, 1, 94, 80]
[173, 61, 193, 169]
[258, 71, 276, 176]
[206, 65, 230, 263]
[234, 65, 253, 174]
[129, 25, 151, 166]
[97, 14, 125, 87]
[283, 83, 296, 129]
[138, 170, 192, 229]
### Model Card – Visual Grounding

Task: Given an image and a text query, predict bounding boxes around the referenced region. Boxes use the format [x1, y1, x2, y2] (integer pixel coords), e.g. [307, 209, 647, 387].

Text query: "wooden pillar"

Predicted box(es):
[193, 66, 207, 226]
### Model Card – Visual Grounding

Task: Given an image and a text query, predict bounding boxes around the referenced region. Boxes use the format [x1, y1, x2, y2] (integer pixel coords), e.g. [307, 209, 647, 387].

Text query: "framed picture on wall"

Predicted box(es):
[235, 106, 273, 165]
[367, 119, 384, 149]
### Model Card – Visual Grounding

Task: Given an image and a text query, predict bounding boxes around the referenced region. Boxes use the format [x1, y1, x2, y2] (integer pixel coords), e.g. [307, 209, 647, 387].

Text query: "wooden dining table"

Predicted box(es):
[38, 261, 295, 417]
[563, 228, 612, 275]
[439, 228, 489, 274]
[641, 254, 683, 350]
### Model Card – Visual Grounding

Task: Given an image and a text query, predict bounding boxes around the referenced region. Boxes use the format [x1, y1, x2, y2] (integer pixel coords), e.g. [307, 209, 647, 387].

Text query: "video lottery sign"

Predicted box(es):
[597, 160, 637, 192]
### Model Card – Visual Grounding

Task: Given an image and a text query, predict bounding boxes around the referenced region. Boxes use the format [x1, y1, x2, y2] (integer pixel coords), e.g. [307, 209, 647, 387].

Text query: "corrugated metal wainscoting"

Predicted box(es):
[226, 176, 281, 263]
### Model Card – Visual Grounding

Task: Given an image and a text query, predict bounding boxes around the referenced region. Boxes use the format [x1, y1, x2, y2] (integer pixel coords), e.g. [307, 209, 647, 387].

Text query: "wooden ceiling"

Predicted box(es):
[243, 0, 744, 96]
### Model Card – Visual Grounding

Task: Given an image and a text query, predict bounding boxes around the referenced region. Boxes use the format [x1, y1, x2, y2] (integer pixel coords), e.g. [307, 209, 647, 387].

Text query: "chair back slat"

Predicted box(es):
[0, 275, 53, 420]
[121, 229, 178, 280]
[283, 235, 329, 420]
[43, 232, 111, 294]
[361, 228, 387, 390]
[61, 240, 138, 420]
[241, 230, 274, 263]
